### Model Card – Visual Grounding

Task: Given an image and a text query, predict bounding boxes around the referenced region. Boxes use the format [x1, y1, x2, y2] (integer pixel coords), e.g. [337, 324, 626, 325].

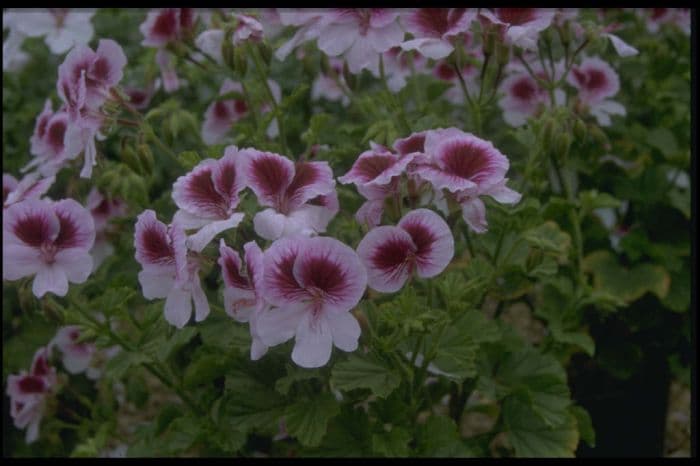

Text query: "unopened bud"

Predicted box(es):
[588, 124, 609, 147]
[121, 145, 143, 174]
[257, 42, 272, 66]
[541, 118, 556, 152]
[559, 22, 571, 47]
[233, 46, 248, 76]
[554, 132, 572, 158]
[483, 29, 496, 56]
[137, 144, 154, 174]
[222, 38, 236, 71]
[573, 118, 587, 140]
[496, 42, 510, 67]
[342, 61, 357, 91]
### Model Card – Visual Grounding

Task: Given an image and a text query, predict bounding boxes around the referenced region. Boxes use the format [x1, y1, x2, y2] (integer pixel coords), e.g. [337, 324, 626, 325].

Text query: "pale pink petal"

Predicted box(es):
[190, 272, 210, 322]
[400, 37, 454, 59]
[345, 36, 379, 74]
[53, 199, 96, 251]
[291, 312, 333, 368]
[355, 199, 384, 228]
[54, 249, 93, 284]
[262, 236, 306, 307]
[134, 210, 175, 268]
[460, 197, 488, 234]
[484, 180, 522, 204]
[256, 303, 307, 347]
[366, 20, 404, 53]
[91, 39, 127, 87]
[164, 286, 192, 328]
[32, 264, 69, 298]
[138, 266, 175, 299]
[253, 208, 288, 240]
[2, 199, 60, 248]
[285, 161, 336, 211]
[327, 311, 361, 352]
[317, 22, 358, 56]
[195, 29, 224, 64]
[604, 33, 638, 57]
[187, 213, 245, 252]
[2, 244, 42, 280]
[239, 149, 295, 207]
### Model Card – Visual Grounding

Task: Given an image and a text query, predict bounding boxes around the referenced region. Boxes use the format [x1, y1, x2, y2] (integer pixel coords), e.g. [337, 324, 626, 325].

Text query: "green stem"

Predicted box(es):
[249, 45, 290, 154]
[550, 154, 584, 286]
[379, 54, 412, 134]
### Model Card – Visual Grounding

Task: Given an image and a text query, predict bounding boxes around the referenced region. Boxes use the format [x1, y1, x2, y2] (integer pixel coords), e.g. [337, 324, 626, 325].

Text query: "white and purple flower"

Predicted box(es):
[172, 146, 246, 252]
[239, 149, 338, 240]
[3, 173, 55, 209]
[479, 8, 555, 51]
[400, 8, 476, 59]
[256, 236, 367, 368]
[357, 208, 454, 293]
[134, 210, 210, 328]
[3, 199, 95, 297]
[568, 56, 625, 126]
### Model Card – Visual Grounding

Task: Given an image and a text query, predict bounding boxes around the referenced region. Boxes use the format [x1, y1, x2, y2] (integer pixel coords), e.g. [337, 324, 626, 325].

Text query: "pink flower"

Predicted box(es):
[140, 8, 197, 48]
[134, 210, 210, 328]
[155, 48, 181, 93]
[9, 9, 95, 55]
[479, 8, 555, 51]
[274, 10, 332, 61]
[567, 56, 625, 126]
[3, 172, 55, 209]
[201, 80, 249, 145]
[410, 128, 521, 233]
[6, 347, 57, 444]
[311, 57, 350, 105]
[3, 199, 95, 297]
[316, 9, 405, 74]
[232, 13, 265, 44]
[380, 46, 429, 93]
[57, 39, 127, 117]
[497, 62, 564, 127]
[124, 80, 158, 110]
[256, 236, 367, 368]
[172, 146, 246, 252]
[219, 239, 270, 360]
[24, 100, 72, 176]
[433, 53, 480, 103]
[400, 8, 476, 59]
[239, 149, 338, 240]
[50, 325, 96, 375]
[357, 208, 454, 293]
[3, 20, 29, 72]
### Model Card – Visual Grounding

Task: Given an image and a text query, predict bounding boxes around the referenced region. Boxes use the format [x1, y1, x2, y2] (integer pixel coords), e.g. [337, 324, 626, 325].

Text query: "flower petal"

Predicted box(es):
[357, 225, 415, 293]
[460, 197, 488, 234]
[285, 161, 336, 211]
[134, 210, 175, 267]
[256, 303, 307, 347]
[164, 286, 192, 328]
[32, 264, 69, 298]
[398, 208, 454, 279]
[327, 311, 361, 352]
[54, 248, 93, 284]
[138, 266, 175, 299]
[253, 208, 288, 241]
[239, 149, 295, 208]
[187, 213, 244, 252]
[262, 236, 306, 306]
[53, 199, 95, 251]
[292, 312, 333, 368]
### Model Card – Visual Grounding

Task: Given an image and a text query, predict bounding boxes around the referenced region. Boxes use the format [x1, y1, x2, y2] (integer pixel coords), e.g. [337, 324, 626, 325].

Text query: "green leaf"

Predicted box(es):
[579, 189, 622, 214]
[371, 427, 411, 457]
[275, 364, 322, 395]
[331, 352, 401, 398]
[178, 150, 201, 170]
[159, 416, 202, 455]
[503, 397, 578, 458]
[183, 352, 232, 388]
[415, 415, 477, 457]
[284, 393, 340, 447]
[105, 350, 150, 380]
[157, 327, 198, 362]
[646, 127, 678, 157]
[430, 309, 500, 380]
[583, 250, 670, 303]
[661, 266, 690, 312]
[198, 314, 252, 353]
[523, 221, 572, 257]
[668, 187, 690, 219]
[571, 405, 595, 448]
[304, 406, 372, 457]
[223, 372, 286, 431]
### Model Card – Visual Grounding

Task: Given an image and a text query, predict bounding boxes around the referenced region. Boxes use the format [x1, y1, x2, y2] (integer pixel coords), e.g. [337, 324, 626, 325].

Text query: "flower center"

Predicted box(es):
[40, 242, 58, 264]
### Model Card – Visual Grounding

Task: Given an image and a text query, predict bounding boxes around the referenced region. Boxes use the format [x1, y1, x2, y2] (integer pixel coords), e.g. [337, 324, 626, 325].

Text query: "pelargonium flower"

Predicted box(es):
[274, 10, 333, 61]
[6, 347, 57, 444]
[316, 9, 405, 74]
[134, 210, 210, 328]
[497, 62, 565, 127]
[124, 80, 159, 110]
[239, 149, 338, 240]
[567, 56, 625, 126]
[479, 8, 555, 51]
[219, 239, 270, 360]
[357, 208, 454, 292]
[50, 325, 96, 375]
[410, 128, 521, 233]
[201, 80, 249, 145]
[256, 236, 367, 368]
[3, 17, 29, 72]
[8, 8, 95, 55]
[380, 46, 428, 93]
[172, 146, 246, 252]
[311, 57, 350, 106]
[3, 172, 55, 209]
[3, 199, 95, 297]
[194, 13, 264, 65]
[140, 8, 196, 47]
[23, 100, 72, 176]
[57, 39, 127, 118]
[400, 8, 476, 59]
[433, 52, 480, 104]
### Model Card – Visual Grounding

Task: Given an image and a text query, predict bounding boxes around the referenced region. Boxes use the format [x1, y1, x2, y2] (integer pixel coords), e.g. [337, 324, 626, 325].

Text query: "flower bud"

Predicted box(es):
[483, 29, 496, 56]
[257, 42, 273, 67]
[541, 118, 556, 152]
[573, 118, 587, 140]
[222, 38, 237, 71]
[233, 46, 248, 76]
[137, 144, 154, 175]
[554, 132, 572, 158]
[496, 42, 510, 67]
[121, 145, 143, 174]
[588, 124, 609, 147]
[342, 61, 357, 91]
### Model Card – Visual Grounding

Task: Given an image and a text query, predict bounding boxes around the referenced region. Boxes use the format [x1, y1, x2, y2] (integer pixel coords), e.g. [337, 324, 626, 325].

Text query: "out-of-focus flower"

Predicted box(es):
[6, 9, 95, 55]
[568, 56, 625, 126]
[3, 199, 95, 297]
[256, 236, 367, 368]
[497, 61, 565, 127]
[2, 18, 29, 72]
[6, 347, 57, 444]
[201, 80, 249, 145]
[172, 146, 246, 252]
[274, 10, 332, 61]
[50, 326, 96, 375]
[400, 8, 476, 59]
[239, 149, 338, 240]
[479, 8, 555, 51]
[311, 57, 350, 105]
[357, 208, 454, 292]
[85, 188, 126, 270]
[3, 173, 55, 209]
[134, 210, 210, 328]
[140, 8, 197, 48]
[316, 9, 405, 74]
[24, 100, 72, 176]
[380, 47, 428, 93]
